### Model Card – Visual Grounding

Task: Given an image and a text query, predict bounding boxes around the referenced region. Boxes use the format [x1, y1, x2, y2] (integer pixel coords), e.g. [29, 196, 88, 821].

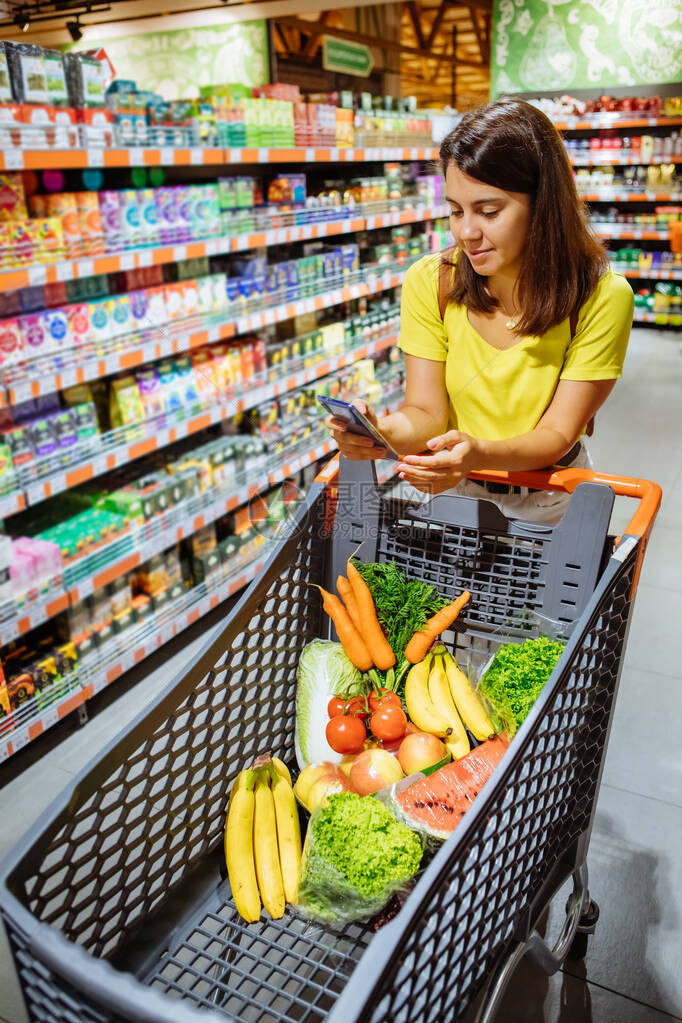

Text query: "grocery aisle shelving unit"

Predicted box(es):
[558, 113, 682, 322]
[0, 136, 436, 761]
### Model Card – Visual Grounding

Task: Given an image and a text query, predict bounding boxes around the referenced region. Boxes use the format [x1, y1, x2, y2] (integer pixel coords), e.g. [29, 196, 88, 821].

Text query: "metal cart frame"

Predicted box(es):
[0, 456, 660, 1023]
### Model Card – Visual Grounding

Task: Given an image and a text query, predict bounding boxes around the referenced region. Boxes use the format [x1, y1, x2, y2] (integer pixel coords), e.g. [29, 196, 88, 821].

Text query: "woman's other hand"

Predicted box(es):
[397, 430, 478, 493]
[324, 399, 387, 461]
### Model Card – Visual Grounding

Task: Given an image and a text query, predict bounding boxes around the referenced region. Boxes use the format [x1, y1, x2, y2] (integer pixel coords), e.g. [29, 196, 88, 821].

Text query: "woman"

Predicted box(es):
[326, 99, 634, 523]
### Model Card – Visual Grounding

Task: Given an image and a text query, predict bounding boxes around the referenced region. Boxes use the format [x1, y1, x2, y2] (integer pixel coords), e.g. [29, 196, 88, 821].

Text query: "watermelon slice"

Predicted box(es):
[393, 736, 509, 841]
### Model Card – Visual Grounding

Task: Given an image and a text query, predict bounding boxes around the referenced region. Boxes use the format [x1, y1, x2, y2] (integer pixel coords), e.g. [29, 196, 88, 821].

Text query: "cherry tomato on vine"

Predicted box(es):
[343, 696, 371, 718]
[326, 714, 367, 754]
[369, 689, 402, 712]
[327, 696, 346, 718]
[370, 704, 407, 742]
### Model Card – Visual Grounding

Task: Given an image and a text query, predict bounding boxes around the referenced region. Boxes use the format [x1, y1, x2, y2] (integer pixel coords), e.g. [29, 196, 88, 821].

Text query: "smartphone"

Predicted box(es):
[317, 395, 400, 460]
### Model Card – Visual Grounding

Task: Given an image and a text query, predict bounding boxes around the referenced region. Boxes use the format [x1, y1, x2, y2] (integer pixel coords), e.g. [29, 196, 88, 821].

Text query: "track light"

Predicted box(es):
[13, 11, 29, 31]
[66, 17, 83, 41]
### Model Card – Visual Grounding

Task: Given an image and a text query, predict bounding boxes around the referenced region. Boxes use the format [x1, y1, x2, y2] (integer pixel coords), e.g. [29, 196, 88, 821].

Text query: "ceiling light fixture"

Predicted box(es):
[13, 11, 29, 31]
[66, 16, 82, 40]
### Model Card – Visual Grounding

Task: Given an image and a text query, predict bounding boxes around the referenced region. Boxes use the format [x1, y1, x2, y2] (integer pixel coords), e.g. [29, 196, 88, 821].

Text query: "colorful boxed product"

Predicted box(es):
[128, 289, 150, 330]
[46, 192, 81, 253]
[118, 189, 142, 247]
[146, 285, 168, 326]
[88, 300, 111, 347]
[138, 188, 158, 244]
[135, 367, 165, 419]
[74, 191, 105, 254]
[180, 278, 199, 318]
[67, 303, 91, 347]
[110, 376, 145, 428]
[19, 313, 51, 357]
[98, 190, 123, 248]
[164, 282, 184, 320]
[42, 307, 69, 350]
[0, 172, 27, 222]
[0, 319, 23, 368]
[64, 52, 106, 108]
[172, 355, 200, 411]
[70, 402, 99, 441]
[108, 294, 131, 338]
[0, 103, 23, 151]
[75, 107, 114, 147]
[6, 43, 47, 105]
[0, 42, 13, 103]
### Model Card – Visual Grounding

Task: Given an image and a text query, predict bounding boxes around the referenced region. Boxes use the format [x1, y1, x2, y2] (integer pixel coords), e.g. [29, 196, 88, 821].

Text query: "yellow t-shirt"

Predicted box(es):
[398, 253, 634, 441]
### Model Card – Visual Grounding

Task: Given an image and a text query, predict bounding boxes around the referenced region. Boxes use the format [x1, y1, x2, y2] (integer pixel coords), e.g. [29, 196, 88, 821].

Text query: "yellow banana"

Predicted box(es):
[405, 654, 452, 737]
[271, 757, 292, 787]
[253, 770, 286, 919]
[429, 655, 470, 759]
[224, 769, 261, 923]
[442, 651, 495, 741]
[269, 764, 301, 905]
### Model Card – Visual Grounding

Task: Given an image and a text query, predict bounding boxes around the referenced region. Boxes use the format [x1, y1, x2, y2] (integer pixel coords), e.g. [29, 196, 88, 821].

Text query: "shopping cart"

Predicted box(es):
[0, 455, 660, 1023]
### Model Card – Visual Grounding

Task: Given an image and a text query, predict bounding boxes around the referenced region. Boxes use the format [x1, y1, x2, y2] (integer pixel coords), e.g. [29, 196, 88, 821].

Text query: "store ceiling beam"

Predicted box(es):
[406, 0, 426, 49]
[275, 15, 485, 67]
[301, 9, 330, 58]
[425, 0, 449, 49]
[468, 6, 489, 63]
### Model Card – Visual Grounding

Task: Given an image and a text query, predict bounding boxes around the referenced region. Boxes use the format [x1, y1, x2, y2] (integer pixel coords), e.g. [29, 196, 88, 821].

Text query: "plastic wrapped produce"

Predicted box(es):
[297, 791, 422, 923]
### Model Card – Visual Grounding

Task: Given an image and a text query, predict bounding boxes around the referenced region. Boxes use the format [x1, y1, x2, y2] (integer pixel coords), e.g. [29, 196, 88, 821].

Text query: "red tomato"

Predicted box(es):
[327, 696, 345, 718]
[343, 696, 371, 718]
[370, 705, 407, 742]
[326, 714, 367, 754]
[369, 690, 402, 712]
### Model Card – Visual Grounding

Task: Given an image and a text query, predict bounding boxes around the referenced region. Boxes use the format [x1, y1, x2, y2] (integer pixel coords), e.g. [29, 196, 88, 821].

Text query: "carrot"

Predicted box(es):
[337, 575, 361, 628]
[313, 584, 373, 671]
[346, 561, 396, 671]
[404, 591, 471, 664]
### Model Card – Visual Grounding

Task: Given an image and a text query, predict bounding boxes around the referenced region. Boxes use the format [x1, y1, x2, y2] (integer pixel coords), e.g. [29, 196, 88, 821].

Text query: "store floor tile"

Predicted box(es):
[491, 956, 682, 1023]
[0, 327, 679, 1023]
[602, 664, 682, 807]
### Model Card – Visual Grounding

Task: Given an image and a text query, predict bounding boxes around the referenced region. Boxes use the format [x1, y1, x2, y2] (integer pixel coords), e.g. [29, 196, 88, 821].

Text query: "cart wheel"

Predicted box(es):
[567, 931, 589, 960]
[566, 898, 600, 960]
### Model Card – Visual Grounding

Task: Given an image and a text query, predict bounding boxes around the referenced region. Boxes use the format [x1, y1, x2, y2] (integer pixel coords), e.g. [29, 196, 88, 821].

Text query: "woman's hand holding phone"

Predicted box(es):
[324, 399, 389, 460]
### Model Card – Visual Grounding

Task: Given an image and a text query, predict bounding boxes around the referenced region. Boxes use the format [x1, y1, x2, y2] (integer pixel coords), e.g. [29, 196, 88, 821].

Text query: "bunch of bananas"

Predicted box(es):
[224, 754, 301, 923]
[405, 647, 494, 759]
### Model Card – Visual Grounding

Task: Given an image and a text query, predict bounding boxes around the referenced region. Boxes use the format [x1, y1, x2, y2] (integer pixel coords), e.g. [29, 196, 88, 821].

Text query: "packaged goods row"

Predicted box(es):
[575, 164, 680, 192]
[0, 338, 402, 608]
[631, 283, 682, 314]
[0, 165, 443, 267]
[607, 247, 682, 272]
[0, 42, 434, 153]
[564, 133, 682, 161]
[592, 206, 682, 230]
[0, 284, 403, 485]
[530, 92, 682, 120]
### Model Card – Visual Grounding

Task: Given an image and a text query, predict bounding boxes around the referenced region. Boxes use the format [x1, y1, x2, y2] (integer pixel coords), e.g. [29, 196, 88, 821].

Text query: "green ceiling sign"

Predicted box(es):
[322, 36, 374, 77]
[491, 0, 682, 96]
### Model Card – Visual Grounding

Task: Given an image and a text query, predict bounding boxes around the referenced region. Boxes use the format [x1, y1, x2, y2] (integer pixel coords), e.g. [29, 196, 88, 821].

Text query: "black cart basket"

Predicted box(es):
[0, 456, 660, 1023]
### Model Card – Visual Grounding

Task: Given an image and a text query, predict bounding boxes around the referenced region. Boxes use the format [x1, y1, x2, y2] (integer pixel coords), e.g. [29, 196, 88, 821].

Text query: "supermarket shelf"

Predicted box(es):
[0, 543, 273, 762]
[633, 310, 682, 325]
[569, 154, 682, 167]
[1, 265, 406, 403]
[0, 202, 449, 292]
[612, 265, 682, 281]
[557, 115, 682, 131]
[578, 190, 682, 202]
[0, 492, 26, 518]
[0, 145, 440, 173]
[593, 226, 670, 241]
[0, 428, 338, 645]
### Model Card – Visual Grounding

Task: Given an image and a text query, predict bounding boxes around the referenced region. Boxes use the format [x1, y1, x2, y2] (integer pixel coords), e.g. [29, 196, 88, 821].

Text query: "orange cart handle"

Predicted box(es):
[315, 455, 661, 542]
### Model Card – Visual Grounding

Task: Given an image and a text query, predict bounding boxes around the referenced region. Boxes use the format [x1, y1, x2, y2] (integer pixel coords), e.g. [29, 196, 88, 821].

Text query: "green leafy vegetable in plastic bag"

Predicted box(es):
[297, 792, 422, 923]
[478, 636, 565, 735]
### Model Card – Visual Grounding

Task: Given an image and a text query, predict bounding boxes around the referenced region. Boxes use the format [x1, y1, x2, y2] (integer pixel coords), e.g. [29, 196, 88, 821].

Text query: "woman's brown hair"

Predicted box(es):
[439, 99, 608, 336]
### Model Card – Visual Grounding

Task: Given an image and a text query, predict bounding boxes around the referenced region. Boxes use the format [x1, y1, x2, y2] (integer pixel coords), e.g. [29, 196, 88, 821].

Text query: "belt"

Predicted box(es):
[476, 441, 583, 496]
